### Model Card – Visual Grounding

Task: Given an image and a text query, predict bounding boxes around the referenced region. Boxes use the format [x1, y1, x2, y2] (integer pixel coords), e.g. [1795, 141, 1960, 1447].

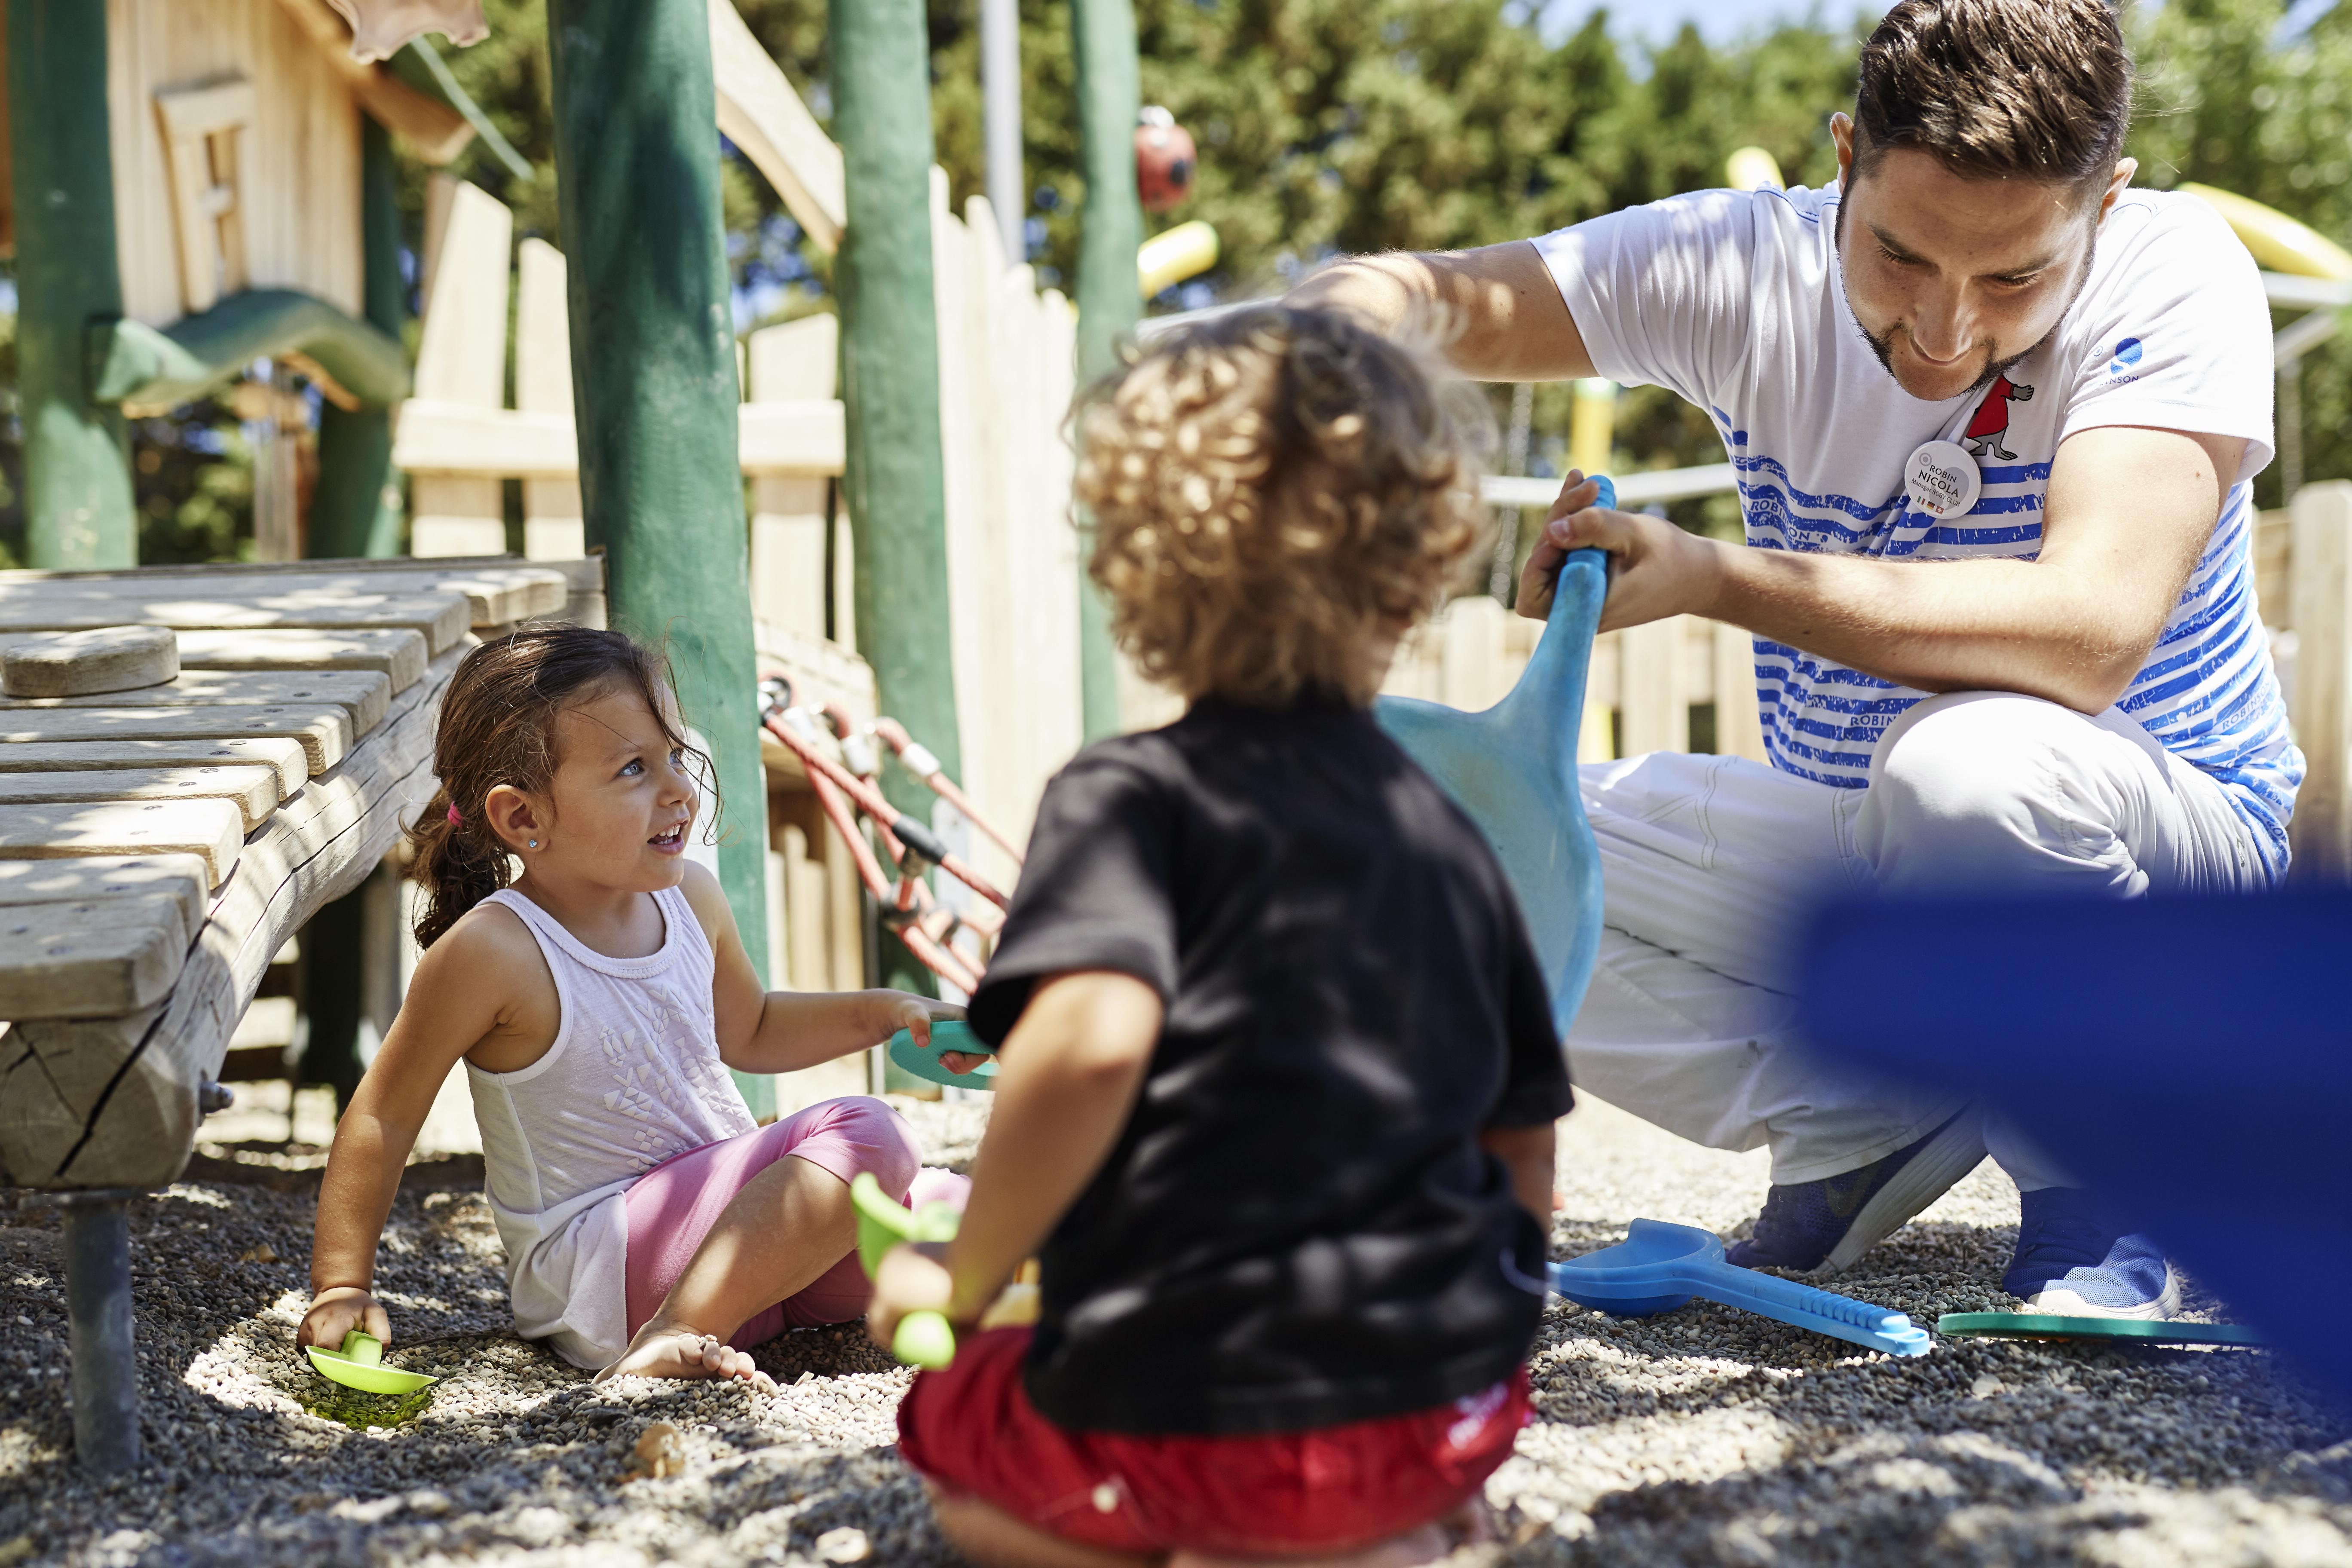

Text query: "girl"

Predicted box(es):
[871, 306, 1572, 1568]
[301, 626, 964, 1384]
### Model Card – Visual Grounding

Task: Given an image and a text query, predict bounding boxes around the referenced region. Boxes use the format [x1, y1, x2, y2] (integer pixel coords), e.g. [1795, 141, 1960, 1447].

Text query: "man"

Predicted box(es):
[1293, 0, 2294, 1316]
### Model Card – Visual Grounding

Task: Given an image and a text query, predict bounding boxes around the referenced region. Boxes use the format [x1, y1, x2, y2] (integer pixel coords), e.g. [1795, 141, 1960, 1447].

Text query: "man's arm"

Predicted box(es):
[1521, 426, 2243, 715]
[1287, 242, 1597, 383]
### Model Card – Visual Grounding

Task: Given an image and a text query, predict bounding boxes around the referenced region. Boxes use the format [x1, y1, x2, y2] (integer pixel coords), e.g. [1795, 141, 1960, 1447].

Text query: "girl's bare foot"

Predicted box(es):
[595, 1320, 776, 1389]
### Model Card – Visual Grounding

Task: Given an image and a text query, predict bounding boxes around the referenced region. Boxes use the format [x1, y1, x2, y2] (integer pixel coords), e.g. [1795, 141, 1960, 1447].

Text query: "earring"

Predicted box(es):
[527, 839, 539, 849]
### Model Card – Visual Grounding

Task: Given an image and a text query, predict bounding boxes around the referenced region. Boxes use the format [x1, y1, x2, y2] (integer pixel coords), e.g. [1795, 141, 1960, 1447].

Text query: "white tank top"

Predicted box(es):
[466, 885, 757, 1368]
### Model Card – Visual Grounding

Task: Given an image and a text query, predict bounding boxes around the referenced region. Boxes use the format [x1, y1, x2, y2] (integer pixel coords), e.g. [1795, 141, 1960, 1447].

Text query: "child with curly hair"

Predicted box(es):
[301, 626, 965, 1384]
[872, 306, 1573, 1567]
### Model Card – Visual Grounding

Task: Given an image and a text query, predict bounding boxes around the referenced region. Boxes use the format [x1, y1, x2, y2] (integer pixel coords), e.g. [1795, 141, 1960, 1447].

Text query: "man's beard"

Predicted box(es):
[1833, 198, 2099, 399]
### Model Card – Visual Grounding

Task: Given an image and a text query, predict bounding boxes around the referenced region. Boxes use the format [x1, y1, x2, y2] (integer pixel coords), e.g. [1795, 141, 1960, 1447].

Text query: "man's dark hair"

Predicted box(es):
[1853, 0, 2132, 191]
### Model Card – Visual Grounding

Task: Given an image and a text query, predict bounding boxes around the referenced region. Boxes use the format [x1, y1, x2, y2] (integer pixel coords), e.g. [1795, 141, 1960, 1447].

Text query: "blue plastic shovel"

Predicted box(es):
[1374, 478, 1614, 1037]
[888, 1019, 997, 1090]
[1550, 1218, 1932, 1357]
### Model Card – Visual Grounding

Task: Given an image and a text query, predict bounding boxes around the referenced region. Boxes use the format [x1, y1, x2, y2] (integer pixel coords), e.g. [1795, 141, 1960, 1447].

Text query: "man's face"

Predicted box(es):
[1831, 114, 2132, 402]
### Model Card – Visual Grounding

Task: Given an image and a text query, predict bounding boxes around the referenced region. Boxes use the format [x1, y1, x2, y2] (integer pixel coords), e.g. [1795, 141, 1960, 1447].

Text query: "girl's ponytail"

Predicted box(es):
[406, 625, 706, 948]
[409, 783, 514, 949]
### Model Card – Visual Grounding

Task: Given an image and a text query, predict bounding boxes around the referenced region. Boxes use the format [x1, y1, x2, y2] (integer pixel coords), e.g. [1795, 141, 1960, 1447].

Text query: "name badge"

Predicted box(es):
[1905, 440, 1980, 519]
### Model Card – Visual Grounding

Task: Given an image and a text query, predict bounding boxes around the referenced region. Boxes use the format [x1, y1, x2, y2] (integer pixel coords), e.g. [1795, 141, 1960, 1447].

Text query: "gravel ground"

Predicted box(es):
[2, 1090, 2346, 1567]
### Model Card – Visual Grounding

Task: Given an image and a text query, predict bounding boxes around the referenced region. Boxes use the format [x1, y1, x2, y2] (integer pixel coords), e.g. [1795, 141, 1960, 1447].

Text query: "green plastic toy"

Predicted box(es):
[1937, 1312, 2264, 1346]
[305, 1330, 441, 1394]
[888, 1019, 997, 1090]
[851, 1172, 962, 1368]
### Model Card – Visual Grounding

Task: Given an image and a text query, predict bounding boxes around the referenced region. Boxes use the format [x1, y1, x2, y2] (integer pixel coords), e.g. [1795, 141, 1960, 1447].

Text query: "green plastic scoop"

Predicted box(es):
[851, 1173, 962, 1369]
[305, 1330, 441, 1394]
[888, 1020, 997, 1090]
[1937, 1312, 2264, 1346]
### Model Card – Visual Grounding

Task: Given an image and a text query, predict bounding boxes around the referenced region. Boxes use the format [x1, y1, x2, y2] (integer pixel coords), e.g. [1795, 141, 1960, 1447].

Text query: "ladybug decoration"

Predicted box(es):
[1136, 106, 1197, 213]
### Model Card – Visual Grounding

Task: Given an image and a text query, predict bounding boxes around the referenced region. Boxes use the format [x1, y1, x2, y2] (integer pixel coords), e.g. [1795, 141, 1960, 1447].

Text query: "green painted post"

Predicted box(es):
[831, 0, 964, 1018]
[1071, 0, 1143, 740]
[6, 0, 135, 568]
[310, 116, 407, 560]
[546, 0, 775, 1114]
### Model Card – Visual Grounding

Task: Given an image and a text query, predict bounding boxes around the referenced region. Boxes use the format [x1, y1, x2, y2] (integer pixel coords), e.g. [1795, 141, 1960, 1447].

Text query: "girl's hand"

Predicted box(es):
[867, 1240, 964, 1354]
[879, 993, 990, 1075]
[300, 1286, 389, 1351]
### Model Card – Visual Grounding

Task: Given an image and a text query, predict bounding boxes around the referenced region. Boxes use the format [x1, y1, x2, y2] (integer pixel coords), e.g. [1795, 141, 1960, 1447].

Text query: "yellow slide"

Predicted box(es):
[2178, 184, 2352, 282]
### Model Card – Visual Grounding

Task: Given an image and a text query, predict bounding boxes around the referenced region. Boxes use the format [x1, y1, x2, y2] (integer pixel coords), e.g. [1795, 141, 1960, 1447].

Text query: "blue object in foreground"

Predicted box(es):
[1795, 888, 2352, 1404]
[1375, 478, 1613, 1036]
[1550, 1218, 1933, 1357]
[888, 1019, 998, 1090]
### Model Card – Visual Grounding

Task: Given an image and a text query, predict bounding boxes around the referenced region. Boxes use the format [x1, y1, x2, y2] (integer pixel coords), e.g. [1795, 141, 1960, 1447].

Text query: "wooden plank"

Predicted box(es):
[1711, 621, 1768, 763]
[707, 0, 845, 251]
[395, 401, 576, 478]
[0, 644, 460, 1189]
[0, 705, 352, 777]
[0, 737, 308, 797]
[1, 625, 179, 697]
[1619, 615, 1688, 755]
[0, 766, 282, 831]
[414, 180, 512, 407]
[175, 626, 429, 692]
[0, 854, 211, 945]
[0, 799, 246, 889]
[2289, 481, 2352, 880]
[517, 238, 587, 561]
[0, 668, 390, 735]
[4, 565, 563, 627]
[0, 891, 192, 1021]
[0, 584, 470, 653]
[739, 400, 847, 477]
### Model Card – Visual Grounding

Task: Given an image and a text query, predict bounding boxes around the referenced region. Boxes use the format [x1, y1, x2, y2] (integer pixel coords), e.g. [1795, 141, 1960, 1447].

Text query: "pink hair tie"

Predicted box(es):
[446, 803, 463, 826]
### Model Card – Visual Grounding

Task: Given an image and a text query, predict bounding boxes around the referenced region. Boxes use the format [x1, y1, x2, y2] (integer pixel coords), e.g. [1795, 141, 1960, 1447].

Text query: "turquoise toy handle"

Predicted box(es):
[888, 1019, 997, 1090]
[1684, 1261, 1932, 1357]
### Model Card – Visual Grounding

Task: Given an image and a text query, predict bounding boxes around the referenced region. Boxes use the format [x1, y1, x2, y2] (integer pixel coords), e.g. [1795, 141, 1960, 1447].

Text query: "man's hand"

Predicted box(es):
[1516, 471, 1720, 631]
[299, 1286, 389, 1351]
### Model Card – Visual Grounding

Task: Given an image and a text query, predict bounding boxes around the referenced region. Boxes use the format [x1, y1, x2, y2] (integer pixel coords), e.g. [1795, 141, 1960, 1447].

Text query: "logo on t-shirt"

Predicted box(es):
[1961, 376, 2036, 461]
[2110, 337, 2144, 384]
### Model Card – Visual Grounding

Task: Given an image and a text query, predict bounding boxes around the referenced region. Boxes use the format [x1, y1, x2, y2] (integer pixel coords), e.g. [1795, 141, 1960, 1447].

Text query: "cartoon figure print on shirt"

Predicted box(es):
[1961, 376, 2036, 461]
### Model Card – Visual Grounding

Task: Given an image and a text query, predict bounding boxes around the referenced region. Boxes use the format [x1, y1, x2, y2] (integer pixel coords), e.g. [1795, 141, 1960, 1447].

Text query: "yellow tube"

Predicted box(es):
[1568, 377, 1617, 479]
[2178, 183, 2352, 282]
[1139, 220, 1221, 298]
[1726, 146, 1784, 193]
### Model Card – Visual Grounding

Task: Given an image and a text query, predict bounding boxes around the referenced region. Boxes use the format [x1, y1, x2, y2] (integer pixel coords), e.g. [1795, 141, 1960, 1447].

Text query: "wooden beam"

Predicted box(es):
[0, 798, 246, 888]
[174, 627, 429, 693]
[0, 668, 391, 734]
[0, 587, 470, 653]
[0, 705, 353, 777]
[0, 737, 309, 797]
[395, 401, 576, 478]
[1619, 615, 1688, 756]
[0, 893, 194, 1020]
[0, 854, 211, 942]
[707, 0, 845, 251]
[0, 765, 283, 830]
[0, 646, 457, 1190]
[267, 0, 477, 165]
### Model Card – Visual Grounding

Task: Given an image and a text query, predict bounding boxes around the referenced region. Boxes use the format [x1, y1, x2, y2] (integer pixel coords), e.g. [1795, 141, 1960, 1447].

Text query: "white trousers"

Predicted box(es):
[1566, 691, 2268, 1188]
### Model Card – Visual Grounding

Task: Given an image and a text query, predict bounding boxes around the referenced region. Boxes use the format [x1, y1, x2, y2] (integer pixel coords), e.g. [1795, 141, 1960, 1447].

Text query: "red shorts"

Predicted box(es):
[896, 1326, 1530, 1557]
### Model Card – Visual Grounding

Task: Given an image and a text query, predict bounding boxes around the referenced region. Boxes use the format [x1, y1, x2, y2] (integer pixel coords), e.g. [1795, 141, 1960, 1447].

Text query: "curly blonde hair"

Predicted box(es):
[1075, 305, 1491, 707]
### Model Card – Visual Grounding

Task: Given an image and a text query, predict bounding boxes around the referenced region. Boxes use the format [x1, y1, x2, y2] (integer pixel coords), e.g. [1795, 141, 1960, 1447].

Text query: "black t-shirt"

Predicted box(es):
[968, 695, 1573, 1436]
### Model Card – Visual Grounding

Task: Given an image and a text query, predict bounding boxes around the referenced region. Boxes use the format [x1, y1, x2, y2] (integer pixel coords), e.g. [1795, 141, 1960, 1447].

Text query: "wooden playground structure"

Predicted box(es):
[3, 0, 2351, 1484]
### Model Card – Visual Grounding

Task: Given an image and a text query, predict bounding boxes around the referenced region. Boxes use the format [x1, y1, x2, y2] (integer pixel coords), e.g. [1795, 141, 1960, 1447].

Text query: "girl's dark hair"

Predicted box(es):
[408, 625, 709, 948]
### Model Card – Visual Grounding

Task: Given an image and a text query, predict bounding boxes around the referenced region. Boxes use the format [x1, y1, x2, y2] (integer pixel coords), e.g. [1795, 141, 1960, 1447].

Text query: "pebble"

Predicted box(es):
[0, 1095, 2341, 1565]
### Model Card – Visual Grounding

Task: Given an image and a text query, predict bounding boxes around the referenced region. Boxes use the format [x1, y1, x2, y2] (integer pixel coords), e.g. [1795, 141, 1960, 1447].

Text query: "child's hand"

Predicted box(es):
[300, 1286, 389, 1351]
[867, 1240, 959, 1352]
[880, 993, 991, 1074]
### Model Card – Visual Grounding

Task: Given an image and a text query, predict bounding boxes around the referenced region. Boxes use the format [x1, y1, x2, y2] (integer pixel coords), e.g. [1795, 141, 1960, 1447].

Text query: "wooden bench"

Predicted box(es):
[0, 552, 598, 1470]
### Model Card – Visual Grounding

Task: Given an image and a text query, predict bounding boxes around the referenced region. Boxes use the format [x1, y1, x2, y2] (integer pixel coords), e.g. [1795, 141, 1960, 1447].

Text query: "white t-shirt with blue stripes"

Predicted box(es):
[1533, 182, 2301, 878]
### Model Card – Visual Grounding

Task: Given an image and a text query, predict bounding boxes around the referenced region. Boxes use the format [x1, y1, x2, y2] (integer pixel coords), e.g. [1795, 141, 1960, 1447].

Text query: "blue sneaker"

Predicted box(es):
[2003, 1187, 2181, 1318]
[1727, 1110, 1986, 1274]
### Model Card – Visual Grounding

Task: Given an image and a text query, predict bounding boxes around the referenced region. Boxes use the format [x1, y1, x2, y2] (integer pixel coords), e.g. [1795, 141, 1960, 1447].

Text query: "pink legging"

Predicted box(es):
[620, 1096, 968, 1348]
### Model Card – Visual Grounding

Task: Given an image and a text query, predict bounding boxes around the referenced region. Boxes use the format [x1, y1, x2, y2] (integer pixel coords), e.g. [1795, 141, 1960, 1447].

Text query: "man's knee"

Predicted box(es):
[1859, 692, 2078, 885]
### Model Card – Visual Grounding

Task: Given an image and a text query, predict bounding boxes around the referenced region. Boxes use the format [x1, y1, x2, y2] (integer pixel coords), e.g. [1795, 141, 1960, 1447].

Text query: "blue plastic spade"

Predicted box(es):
[1375, 478, 1613, 1036]
[1550, 1218, 1932, 1357]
